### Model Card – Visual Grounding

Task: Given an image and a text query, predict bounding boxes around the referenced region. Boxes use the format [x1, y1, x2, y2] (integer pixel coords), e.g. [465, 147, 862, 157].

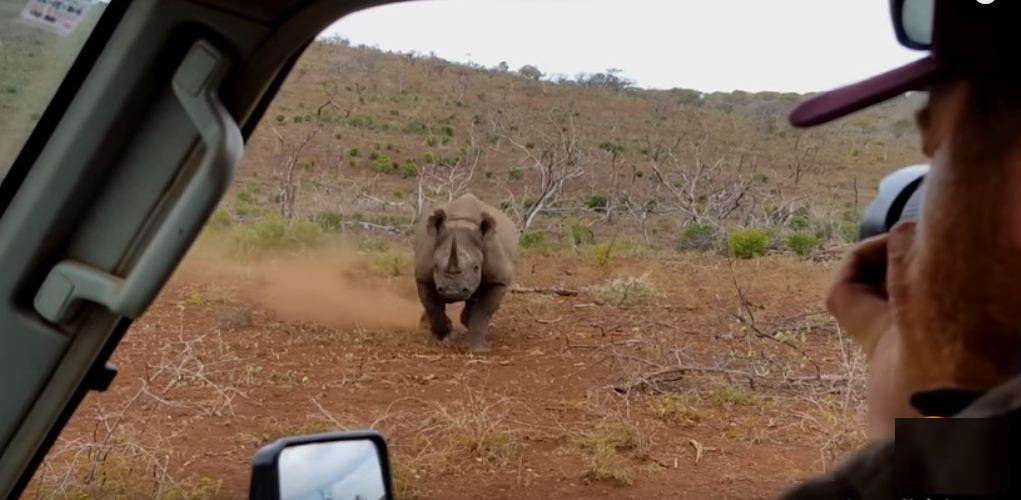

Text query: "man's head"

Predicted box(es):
[426, 208, 494, 303]
[792, 0, 1021, 393]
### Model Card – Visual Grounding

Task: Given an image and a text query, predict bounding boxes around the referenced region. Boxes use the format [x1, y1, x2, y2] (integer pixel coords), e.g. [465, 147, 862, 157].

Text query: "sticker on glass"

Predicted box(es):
[20, 0, 97, 37]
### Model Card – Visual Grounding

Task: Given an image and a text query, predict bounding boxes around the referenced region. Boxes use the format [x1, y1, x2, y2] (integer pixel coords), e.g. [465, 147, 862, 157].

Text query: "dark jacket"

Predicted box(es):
[780, 376, 1021, 499]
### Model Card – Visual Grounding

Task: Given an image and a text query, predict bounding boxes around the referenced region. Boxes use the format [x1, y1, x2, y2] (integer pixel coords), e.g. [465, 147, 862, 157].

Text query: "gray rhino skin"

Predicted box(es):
[413, 193, 519, 352]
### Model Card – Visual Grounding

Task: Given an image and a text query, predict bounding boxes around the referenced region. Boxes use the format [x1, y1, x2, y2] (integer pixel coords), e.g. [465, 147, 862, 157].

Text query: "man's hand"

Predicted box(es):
[827, 234, 889, 357]
[826, 222, 918, 356]
[827, 222, 921, 440]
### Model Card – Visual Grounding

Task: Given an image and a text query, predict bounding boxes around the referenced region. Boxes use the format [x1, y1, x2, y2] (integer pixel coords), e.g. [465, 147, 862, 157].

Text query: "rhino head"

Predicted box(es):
[427, 208, 495, 303]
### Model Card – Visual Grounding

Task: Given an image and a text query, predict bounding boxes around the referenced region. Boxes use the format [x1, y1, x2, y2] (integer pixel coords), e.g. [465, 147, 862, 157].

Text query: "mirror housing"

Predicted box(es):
[891, 0, 935, 50]
[249, 430, 395, 500]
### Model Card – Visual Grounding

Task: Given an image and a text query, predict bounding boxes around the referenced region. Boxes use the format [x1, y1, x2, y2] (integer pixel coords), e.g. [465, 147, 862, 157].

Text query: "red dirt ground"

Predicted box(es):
[27, 246, 866, 499]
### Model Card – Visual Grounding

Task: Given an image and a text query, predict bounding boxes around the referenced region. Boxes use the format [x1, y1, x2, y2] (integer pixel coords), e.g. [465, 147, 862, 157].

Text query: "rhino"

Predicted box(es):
[413, 194, 519, 352]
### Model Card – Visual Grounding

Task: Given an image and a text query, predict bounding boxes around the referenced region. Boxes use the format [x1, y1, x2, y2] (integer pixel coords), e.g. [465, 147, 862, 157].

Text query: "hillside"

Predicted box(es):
[229, 39, 927, 249]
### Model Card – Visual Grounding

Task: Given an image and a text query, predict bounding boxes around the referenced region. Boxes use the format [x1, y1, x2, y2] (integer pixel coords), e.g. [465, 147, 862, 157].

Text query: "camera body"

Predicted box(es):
[859, 164, 929, 240]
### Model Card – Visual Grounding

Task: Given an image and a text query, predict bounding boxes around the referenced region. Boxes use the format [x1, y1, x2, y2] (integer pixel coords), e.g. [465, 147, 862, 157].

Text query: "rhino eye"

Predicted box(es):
[473, 265, 480, 272]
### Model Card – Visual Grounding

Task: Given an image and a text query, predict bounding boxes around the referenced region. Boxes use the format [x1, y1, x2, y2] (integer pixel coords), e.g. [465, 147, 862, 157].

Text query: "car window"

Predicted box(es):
[0, 0, 108, 180]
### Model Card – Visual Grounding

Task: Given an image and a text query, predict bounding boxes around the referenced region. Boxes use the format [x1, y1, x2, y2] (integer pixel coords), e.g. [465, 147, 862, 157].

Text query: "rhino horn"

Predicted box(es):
[447, 237, 461, 273]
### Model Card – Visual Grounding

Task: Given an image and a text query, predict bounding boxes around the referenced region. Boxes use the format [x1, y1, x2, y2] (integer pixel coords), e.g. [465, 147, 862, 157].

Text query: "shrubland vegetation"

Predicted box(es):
[214, 37, 925, 260]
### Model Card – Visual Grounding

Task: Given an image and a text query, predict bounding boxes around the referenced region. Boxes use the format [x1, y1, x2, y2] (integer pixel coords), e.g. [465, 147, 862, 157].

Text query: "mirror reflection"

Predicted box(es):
[278, 439, 387, 500]
[901, 0, 935, 46]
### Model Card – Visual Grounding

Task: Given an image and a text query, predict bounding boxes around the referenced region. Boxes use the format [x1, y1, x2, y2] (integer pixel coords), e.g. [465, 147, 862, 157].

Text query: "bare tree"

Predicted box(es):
[271, 127, 318, 221]
[643, 133, 761, 229]
[599, 141, 626, 223]
[415, 120, 483, 219]
[494, 108, 587, 231]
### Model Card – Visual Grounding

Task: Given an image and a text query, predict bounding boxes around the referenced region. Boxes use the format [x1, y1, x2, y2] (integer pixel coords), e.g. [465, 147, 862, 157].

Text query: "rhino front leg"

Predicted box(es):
[417, 281, 452, 340]
[461, 283, 507, 353]
[460, 298, 475, 329]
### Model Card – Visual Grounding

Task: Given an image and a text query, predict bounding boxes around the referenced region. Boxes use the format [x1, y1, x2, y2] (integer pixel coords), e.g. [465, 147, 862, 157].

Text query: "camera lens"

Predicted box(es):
[859, 165, 929, 241]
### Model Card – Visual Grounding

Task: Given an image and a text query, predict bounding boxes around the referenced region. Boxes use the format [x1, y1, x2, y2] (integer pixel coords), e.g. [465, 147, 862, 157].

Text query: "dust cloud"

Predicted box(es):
[177, 241, 423, 331]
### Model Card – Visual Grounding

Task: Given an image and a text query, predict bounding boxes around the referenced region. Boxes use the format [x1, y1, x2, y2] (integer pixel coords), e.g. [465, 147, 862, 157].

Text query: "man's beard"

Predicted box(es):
[898, 136, 1021, 392]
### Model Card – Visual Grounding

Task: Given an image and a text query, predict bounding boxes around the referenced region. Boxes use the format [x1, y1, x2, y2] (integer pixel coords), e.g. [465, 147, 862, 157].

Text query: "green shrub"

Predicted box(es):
[677, 224, 720, 253]
[588, 243, 616, 267]
[519, 231, 550, 250]
[358, 238, 388, 253]
[423, 152, 435, 164]
[585, 195, 609, 212]
[564, 217, 595, 248]
[404, 120, 429, 134]
[838, 222, 860, 243]
[372, 155, 396, 174]
[228, 215, 323, 256]
[314, 211, 343, 232]
[728, 229, 770, 259]
[522, 197, 537, 211]
[236, 190, 254, 204]
[508, 168, 524, 180]
[208, 208, 232, 230]
[786, 232, 821, 257]
[787, 215, 811, 231]
[348, 115, 375, 128]
[349, 148, 361, 157]
[396, 161, 416, 178]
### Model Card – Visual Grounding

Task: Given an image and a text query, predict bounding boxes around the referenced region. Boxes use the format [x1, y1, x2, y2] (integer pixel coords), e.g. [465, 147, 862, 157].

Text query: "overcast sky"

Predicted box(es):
[320, 0, 924, 94]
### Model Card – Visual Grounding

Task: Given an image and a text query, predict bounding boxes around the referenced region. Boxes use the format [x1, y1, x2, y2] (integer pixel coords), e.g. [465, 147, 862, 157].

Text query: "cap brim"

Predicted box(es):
[789, 57, 945, 128]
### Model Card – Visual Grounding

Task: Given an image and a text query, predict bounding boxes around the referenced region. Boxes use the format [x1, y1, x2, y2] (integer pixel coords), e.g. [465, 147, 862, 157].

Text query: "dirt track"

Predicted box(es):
[29, 245, 866, 499]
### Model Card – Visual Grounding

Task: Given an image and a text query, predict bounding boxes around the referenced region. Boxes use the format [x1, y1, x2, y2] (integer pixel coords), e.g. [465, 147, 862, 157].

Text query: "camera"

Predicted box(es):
[859, 164, 928, 241]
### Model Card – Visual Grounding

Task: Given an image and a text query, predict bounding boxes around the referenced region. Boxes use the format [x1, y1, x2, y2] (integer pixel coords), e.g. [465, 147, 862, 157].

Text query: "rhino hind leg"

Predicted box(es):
[417, 281, 452, 340]
[461, 283, 507, 353]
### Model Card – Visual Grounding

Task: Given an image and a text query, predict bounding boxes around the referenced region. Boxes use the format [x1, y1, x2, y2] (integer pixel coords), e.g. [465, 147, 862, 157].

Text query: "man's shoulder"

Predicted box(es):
[779, 440, 893, 500]
[780, 376, 1021, 500]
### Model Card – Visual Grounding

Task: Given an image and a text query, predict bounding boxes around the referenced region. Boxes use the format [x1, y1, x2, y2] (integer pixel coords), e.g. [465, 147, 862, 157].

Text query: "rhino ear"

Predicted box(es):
[480, 211, 496, 239]
[427, 208, 446, 236]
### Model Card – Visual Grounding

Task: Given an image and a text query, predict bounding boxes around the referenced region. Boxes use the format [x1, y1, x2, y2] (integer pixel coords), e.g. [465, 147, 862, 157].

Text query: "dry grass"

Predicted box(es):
[590, 274, 657, 306]
[27, 308, 244, 498]
[650, 394, 706, 426]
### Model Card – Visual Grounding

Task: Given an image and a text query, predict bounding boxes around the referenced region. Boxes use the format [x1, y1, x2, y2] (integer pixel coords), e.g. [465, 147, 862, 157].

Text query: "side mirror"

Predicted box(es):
[249, 430, 395, 500]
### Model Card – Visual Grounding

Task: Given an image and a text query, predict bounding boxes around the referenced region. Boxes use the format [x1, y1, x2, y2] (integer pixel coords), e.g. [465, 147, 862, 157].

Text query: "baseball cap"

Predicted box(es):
[789, 0, 1017, 128]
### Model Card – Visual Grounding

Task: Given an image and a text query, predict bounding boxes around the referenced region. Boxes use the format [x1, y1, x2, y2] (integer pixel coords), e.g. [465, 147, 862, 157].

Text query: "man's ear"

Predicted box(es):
[427, 208, 446, 236]
[480, 211, 496, 239]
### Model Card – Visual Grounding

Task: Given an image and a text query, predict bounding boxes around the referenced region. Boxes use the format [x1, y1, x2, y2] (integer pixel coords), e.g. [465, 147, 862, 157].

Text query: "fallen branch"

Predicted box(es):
[341, 221, 410, 234]
[610, 364, 850, 394]
[526, 308, 563, 324]
[727, 262, 823, 378]
[510, 285, 579, 297]
[689, 439, 704, 464]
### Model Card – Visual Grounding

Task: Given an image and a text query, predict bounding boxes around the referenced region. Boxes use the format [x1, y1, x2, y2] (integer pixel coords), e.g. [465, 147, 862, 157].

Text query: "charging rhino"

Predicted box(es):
[413, 194, 519, 352]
